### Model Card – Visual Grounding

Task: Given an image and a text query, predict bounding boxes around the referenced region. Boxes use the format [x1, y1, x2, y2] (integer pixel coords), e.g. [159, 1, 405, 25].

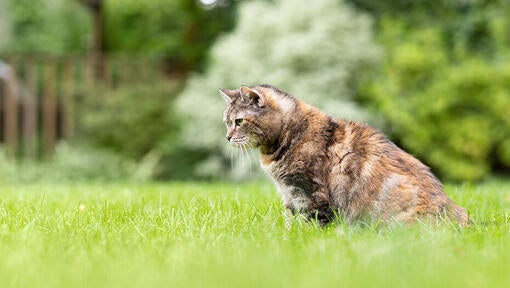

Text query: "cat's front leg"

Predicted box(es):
[284, 187, 333, 226]
[280, 186, 311, 227]
[306, 192, 335, 226]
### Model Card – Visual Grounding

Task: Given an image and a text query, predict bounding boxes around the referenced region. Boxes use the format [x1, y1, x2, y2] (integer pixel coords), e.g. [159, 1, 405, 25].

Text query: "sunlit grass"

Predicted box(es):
[0, 179, 509, 288]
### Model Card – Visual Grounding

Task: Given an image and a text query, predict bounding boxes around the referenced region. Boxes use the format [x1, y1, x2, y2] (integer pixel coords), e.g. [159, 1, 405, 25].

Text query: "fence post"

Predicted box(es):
[103, 57, 113, 88]
[84, 55, 94, 89]
[61, 59, 75, 140]
[0, 60, 19, 158]
[23, 58, 38, 159]
[42, 61, 57, 158]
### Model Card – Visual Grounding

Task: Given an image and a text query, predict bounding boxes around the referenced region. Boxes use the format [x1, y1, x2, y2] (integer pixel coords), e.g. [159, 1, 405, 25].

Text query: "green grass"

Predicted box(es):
[1, 179, 509, 288]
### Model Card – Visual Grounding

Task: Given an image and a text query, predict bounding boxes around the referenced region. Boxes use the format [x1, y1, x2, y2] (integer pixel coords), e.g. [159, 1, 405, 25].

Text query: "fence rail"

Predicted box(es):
[0, 54, 164, 159]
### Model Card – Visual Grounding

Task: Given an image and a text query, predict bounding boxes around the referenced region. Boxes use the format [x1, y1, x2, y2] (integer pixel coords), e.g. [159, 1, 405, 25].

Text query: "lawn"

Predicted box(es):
[0, 179, 509, 288]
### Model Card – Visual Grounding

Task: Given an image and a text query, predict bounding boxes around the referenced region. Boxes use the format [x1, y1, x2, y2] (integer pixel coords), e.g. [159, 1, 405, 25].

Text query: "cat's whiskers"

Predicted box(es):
[233, 141, 244, 171]
[224, 143, 229, 159]
[241, 142, 253, 174]
[248, 143, 255, 172]
[224, 143, 234, 170]
[224, 140, 237, 169]
[240, 144, 245, 172]
[227, 138, 253, 174]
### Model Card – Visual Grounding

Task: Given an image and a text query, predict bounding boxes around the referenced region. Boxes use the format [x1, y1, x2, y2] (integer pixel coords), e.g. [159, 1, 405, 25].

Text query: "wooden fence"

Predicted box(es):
[0, 54, 164, 159]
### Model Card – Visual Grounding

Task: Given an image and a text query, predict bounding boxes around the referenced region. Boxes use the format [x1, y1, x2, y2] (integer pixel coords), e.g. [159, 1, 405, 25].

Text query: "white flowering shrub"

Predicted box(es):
[176, 0, 380, 179]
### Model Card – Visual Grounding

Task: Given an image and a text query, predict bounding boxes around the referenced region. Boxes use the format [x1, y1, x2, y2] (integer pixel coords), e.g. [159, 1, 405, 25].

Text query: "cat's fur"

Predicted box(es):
[220, 84, 468, 226]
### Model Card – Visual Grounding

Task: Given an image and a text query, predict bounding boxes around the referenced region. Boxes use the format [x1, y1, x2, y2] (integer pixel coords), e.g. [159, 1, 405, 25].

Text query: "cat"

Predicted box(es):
[220, 84, 468, 226]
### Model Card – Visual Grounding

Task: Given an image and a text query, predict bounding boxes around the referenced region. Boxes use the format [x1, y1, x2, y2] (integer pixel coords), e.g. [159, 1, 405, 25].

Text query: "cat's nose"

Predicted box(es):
[226, 135, 232, 142]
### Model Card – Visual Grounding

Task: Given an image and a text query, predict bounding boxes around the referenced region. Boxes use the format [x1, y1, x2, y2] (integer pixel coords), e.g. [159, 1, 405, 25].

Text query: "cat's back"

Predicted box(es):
[328, 119, 468, 224]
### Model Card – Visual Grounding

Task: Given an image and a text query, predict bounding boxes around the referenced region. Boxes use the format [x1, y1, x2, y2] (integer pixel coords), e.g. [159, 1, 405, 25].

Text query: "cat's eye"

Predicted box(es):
[235, 118, 244, 126]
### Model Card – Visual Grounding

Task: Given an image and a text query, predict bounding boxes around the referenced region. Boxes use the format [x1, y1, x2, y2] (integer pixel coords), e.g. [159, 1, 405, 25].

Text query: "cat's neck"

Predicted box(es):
[259, 102, 327, 163]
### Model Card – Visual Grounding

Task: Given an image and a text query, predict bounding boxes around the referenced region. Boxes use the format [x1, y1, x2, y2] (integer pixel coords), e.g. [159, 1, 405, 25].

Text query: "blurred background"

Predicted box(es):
[0, 0, 508, 183]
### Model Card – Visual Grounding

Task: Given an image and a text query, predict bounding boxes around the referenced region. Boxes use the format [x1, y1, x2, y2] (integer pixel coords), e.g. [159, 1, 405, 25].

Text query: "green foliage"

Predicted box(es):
[104, 0, 239, 71]
[360, 15, 510, 181]
[78, 81, 180, 161]
[2, 0, 236, 71]
[2, 0, 90, 53]
[176, 0, 381, 179]
[0, 180, 509, 287]
[0, 1, 11, 49]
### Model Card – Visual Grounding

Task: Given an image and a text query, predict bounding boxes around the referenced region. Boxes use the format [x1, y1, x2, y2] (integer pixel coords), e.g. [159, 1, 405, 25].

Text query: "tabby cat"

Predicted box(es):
[220, 84, 468, 226]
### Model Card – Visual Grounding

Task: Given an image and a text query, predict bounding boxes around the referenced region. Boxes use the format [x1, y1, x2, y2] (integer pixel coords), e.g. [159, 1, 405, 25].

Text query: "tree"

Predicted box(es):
[103, 0, 240, 74]
[78, 0, 105, 80]
[2, 0, 91, 54]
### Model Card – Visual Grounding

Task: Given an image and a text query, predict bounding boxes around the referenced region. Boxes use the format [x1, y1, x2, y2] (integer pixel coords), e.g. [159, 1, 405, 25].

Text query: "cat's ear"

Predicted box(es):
[240, 86, 264, 108]
[219, 88, 237, 103]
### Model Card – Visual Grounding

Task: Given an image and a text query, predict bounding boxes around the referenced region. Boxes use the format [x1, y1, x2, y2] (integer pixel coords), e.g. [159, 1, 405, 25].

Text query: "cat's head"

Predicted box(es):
[220, 85, 295, 149]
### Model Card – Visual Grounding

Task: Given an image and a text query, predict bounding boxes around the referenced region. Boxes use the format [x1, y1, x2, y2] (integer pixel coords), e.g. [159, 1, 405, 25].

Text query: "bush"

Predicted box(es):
[78, 81, 180, 162]
[361, 20, 510, 182]
[176, 0, 381, 179]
